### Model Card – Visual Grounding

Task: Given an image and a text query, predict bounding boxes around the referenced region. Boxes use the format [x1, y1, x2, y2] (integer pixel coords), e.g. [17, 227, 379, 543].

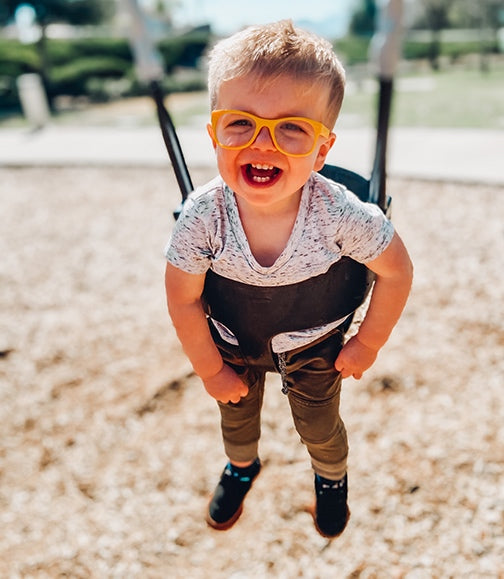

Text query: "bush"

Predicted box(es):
[402, 40, 433, 61]
[49, 57, 130, 97]
[336, 34, 500, 68]
[157, 30, 210, 72]
[0, 39, 39, 76]
[0, 33, 210, 111]
[442, 40, 498, 61]
[334, 36, 371, 65]
[402, 37, 500, 64]
[161, 71, 206, 94]
[63, 37, 132, 61]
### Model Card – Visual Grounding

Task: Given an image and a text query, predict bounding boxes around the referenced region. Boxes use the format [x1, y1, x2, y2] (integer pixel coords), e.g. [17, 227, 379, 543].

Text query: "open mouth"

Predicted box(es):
[243, 163, 282, 185]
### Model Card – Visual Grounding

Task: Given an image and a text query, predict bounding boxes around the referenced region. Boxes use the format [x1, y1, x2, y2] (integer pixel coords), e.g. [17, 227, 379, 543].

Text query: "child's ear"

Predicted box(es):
[313, 132, 336, 171]
[207, 123, 217, 150]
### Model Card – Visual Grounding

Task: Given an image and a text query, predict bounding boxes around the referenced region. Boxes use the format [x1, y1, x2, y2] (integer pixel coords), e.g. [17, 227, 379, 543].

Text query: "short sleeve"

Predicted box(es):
[334, 191, 394, 263]
[164, 197, 212, 275]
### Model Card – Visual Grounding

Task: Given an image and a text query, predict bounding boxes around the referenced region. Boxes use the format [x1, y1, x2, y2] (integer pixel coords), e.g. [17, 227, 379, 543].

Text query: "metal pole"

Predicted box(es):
[122, 0, 193, 218]
[150, 79, 193, 217]
[368, 0, 403, 212]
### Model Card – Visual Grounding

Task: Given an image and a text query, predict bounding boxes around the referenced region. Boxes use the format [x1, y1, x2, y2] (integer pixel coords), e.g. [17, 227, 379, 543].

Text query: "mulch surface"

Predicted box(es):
[1, 167, 503, 577]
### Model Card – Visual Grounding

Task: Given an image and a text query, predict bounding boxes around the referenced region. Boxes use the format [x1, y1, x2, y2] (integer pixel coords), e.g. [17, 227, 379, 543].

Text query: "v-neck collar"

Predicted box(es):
[223, 179, 310, 275]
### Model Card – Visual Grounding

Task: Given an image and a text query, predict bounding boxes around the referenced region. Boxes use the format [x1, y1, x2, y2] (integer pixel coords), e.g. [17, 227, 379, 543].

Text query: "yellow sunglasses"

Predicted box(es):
[210, 109, 331, 157]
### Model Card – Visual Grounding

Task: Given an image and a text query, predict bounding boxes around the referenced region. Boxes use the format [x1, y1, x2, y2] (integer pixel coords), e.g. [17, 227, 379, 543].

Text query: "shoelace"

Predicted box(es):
[319, 480, 345, 490]
[316, 474, 346, 494]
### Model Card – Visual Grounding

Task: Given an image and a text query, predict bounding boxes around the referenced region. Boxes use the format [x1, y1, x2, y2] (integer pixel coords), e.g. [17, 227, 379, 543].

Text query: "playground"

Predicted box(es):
[1, 165, 502, 576]
[1, 0, 503, 572]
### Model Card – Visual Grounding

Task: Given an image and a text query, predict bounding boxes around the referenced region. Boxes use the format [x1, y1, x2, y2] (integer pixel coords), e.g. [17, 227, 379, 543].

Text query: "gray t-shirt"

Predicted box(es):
[165, 172, 394, 352]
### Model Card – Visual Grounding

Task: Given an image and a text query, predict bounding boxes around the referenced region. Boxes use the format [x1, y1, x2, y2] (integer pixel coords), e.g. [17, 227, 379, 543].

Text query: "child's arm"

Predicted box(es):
[165, 262, 249, 403]
[335, 231, 413, 379]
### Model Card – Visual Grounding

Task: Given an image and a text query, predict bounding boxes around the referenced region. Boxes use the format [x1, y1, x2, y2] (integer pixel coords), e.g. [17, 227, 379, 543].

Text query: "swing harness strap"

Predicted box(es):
[203, 257, 375, 364]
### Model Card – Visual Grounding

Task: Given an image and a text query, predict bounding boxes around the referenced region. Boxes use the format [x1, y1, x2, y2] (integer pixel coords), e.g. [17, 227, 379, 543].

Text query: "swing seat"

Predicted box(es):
[202, 164, 389, 363]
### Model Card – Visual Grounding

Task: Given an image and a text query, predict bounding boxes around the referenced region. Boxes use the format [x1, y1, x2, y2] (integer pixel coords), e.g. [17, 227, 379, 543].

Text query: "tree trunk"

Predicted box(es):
[36, 24, 54, 111]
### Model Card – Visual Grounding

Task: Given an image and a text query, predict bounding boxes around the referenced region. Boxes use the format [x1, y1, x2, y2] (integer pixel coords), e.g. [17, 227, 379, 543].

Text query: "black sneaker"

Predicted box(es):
[310, 473, 350, 539]
[206, 458, 261, 530]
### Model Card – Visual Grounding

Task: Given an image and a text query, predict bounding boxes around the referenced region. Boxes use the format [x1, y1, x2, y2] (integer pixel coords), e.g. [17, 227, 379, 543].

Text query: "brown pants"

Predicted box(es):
[213, 326, 348, 480]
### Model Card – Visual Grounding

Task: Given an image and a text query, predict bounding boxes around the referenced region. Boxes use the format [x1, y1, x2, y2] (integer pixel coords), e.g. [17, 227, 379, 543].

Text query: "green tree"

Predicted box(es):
[0, 0, 114, 106]
[349, 0, 378, 37]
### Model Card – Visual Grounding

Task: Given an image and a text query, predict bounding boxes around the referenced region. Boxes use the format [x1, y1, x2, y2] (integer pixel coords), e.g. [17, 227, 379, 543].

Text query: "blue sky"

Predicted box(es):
[168, 0, 357, 38]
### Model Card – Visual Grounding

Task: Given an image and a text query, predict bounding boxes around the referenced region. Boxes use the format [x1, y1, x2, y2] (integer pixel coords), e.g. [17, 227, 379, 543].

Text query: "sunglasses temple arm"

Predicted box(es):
[150, 80, 194, 220]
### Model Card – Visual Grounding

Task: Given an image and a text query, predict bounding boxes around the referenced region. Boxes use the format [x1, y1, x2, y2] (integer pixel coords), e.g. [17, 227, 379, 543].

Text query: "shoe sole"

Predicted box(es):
[306, 503, 351, 539]
[205, 502, 244, 531]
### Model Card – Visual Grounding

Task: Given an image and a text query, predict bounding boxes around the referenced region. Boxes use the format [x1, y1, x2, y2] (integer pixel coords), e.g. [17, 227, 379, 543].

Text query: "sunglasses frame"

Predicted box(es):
[210, 109, 331, 157]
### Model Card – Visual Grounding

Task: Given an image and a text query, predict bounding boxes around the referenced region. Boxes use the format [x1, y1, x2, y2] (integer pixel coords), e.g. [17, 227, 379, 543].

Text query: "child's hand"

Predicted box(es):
[202, 363, 249, 404]
[334, 335, 378, 380]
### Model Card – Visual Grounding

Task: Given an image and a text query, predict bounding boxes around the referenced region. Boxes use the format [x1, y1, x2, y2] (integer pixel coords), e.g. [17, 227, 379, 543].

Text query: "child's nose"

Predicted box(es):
[251, 126, 277, 151]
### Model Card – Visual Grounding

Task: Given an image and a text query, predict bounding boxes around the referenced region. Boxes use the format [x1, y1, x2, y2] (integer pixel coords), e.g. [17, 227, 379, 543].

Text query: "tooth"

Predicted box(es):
[251, 163, 273, 170]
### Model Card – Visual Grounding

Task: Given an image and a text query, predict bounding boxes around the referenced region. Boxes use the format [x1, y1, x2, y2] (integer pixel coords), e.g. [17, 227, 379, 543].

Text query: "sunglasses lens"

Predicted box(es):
[274, 119, 318, 156]
[214, 111, 256, 149]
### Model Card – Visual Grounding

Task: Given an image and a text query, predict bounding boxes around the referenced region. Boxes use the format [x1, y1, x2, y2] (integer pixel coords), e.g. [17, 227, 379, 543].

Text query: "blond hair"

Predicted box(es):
[207, 20, 346, 128]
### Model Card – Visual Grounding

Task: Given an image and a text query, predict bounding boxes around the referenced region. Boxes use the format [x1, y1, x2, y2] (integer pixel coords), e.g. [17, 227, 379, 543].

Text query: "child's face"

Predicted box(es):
[207, 74, 336, 211]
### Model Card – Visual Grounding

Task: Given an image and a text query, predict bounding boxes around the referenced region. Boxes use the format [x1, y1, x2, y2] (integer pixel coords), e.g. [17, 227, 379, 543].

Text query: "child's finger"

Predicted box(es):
[335, 362, 352, 379]
[228, 385, 248, 404]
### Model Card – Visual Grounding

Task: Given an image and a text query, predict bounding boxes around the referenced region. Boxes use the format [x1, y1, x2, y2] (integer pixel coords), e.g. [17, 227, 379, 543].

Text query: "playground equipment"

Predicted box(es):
[124, 0, 402, 363]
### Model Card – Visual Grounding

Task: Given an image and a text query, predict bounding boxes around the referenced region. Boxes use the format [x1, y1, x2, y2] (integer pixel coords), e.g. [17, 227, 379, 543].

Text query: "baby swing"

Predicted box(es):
[126, 0, 402, 364]
[151, 81, 392, 364]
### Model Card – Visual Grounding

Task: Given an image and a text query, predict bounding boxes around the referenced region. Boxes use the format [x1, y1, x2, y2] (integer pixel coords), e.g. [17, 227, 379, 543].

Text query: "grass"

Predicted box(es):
[341, 58, 504, 130]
